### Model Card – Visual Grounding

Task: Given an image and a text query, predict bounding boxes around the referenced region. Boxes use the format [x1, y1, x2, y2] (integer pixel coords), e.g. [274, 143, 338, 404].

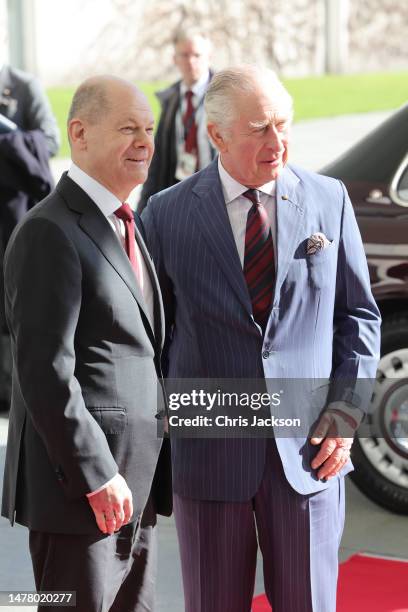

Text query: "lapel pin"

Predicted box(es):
[281, 195, 289, 200]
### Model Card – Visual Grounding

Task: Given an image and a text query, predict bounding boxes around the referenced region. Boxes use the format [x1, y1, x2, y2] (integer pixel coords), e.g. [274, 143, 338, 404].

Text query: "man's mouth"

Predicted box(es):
[260, 158, 281, 166]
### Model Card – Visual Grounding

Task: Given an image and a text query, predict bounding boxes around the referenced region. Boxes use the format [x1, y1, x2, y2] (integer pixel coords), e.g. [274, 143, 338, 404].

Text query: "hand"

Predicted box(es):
[87, 473, 133, 535]
[310, 410, 355, 481]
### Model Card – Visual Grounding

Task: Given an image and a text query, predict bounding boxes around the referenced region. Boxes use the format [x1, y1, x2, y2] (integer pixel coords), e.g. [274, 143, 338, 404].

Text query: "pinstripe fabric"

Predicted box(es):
[142, 157, 379, 611]
[142, 158, 381, 499]
[144, 162, 266, 502]
[174, 441, 344, 612]
[174, 495, 258, 612]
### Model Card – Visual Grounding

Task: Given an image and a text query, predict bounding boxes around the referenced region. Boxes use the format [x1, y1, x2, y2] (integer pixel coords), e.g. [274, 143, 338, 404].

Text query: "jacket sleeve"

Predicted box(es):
[0, 130, 53, 197]
[5, 217, 118, 500]
[330, 180, 381, 411]
[23, 76, 60, 157]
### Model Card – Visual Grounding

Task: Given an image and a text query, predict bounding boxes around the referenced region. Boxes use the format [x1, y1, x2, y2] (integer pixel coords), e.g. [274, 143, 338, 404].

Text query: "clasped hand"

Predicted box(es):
[310, 410, 356, 480]
[87, 473, 133, 535]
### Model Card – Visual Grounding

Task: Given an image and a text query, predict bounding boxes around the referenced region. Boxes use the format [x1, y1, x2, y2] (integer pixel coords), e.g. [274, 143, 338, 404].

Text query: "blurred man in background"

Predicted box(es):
[0, 61, 60, 413]
[138, 28, 215, 213]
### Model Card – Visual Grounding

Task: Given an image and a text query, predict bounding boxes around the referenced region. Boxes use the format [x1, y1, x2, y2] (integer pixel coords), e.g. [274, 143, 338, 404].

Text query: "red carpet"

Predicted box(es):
[252, 553, 408, 611]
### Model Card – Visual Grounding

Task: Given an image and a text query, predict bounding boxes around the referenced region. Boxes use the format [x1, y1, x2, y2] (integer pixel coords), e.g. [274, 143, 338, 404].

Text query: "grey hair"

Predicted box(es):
[67, 80, 111, 125]
[204, 65, 293, 136]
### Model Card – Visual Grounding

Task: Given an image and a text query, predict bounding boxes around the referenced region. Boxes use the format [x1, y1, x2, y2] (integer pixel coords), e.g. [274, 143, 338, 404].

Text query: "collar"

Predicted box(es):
[217, 156, 276, 205]
[180, 70, 211, 100]
[68, 163, 122, 218]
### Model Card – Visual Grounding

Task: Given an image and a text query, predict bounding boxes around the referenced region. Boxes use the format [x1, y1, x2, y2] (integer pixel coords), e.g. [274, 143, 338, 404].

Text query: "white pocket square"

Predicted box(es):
[306, 232, 332, 255]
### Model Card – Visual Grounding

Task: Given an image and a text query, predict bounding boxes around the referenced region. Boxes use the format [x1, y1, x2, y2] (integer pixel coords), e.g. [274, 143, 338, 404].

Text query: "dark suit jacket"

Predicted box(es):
[1, 173, 171, 535]
[0, 65, 59, 156]
[0, 129, 53, 243]
[142, 158, 381, 500]
[0, 66, 59, 243]
[138, 74, 216, 213]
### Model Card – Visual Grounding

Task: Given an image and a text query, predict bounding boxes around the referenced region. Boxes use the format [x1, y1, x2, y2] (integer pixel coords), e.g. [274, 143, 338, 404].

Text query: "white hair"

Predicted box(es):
[204, 64, 293, 138]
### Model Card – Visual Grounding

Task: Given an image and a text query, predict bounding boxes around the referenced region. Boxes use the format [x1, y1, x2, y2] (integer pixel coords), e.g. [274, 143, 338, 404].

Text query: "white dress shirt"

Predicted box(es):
[68, 164, 154, 328]
[176, 70, 213, 170]
[217, 156, 277, 267]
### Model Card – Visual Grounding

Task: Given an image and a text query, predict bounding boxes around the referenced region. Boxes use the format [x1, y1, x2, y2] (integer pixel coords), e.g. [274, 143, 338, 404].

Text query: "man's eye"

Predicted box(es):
[146, 127, 154, 134]
[276, 122, 287, 132]
[120, 127, 134, 134]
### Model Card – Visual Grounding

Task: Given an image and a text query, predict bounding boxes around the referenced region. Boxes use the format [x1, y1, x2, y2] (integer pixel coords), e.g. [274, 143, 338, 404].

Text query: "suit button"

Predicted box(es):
[262, 350, 270, 359]
[155, 410, 166, 420]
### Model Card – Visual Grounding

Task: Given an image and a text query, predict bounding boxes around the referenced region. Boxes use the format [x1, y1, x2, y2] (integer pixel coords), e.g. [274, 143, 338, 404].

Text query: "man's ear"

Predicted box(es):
[68, 118, 87, 151]
[207, 123, 228, 153]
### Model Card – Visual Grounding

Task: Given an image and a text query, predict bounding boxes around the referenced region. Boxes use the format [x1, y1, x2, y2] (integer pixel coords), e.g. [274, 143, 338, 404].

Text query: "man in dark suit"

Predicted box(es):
[142, 66, 381, 611]
[2, 75, 171, 612]
[0, 63, 60, 413]
[0, 63, 60, 155]
[138, 29, 216, 213]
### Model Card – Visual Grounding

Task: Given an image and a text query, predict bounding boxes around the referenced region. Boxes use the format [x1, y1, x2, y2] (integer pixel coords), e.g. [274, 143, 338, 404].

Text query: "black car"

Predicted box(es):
[321, 103, 408, 514]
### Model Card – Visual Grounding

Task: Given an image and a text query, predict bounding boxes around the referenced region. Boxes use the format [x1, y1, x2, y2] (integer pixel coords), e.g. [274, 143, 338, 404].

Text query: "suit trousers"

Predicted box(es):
[29, 498, 157, 612]
[174, 439, 345, 612]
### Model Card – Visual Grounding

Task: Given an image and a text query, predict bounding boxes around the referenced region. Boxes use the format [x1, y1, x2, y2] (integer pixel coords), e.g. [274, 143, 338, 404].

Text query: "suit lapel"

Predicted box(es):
[188, 162, 304, 316]
[134, 220, 165, 350]
[191, 160, 252, 315]
[56, 174, 157, 347]
[274, 166, 304, 300]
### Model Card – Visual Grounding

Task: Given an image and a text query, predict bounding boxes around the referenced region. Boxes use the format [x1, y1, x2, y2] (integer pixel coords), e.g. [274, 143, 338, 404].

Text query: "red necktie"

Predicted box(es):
[183, 90, 199, 168]
[114, 203, 143, 288]
[243, 189, 275, 332]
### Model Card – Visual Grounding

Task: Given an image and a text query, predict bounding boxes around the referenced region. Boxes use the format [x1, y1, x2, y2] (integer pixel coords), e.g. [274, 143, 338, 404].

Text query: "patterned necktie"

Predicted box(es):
[243, 189, 275, 332]
[114, 203, 143, 288]
[183, 90, 199, 167]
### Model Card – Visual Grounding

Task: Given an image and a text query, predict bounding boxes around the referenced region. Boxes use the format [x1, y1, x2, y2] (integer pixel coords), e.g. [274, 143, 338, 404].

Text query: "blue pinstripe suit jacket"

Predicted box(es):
[142, 158, 381, 499]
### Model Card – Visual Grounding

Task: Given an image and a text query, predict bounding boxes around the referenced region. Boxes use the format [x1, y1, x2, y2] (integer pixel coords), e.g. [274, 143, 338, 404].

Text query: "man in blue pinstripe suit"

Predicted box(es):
[142, 66, 381, 611]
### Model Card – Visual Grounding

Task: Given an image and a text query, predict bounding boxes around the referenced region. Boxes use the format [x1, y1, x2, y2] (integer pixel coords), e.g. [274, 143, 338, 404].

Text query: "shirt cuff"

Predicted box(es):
[86, 474, 117, 498]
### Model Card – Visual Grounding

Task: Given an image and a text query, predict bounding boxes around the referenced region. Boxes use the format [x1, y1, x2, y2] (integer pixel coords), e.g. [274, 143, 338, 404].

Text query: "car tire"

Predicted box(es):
[350, 314, 408, 514]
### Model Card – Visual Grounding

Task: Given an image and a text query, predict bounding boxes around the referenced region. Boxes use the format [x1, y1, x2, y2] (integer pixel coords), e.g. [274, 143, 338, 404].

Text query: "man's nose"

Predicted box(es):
[267, 127, 284, 152]
[133, 132, 152, 148]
